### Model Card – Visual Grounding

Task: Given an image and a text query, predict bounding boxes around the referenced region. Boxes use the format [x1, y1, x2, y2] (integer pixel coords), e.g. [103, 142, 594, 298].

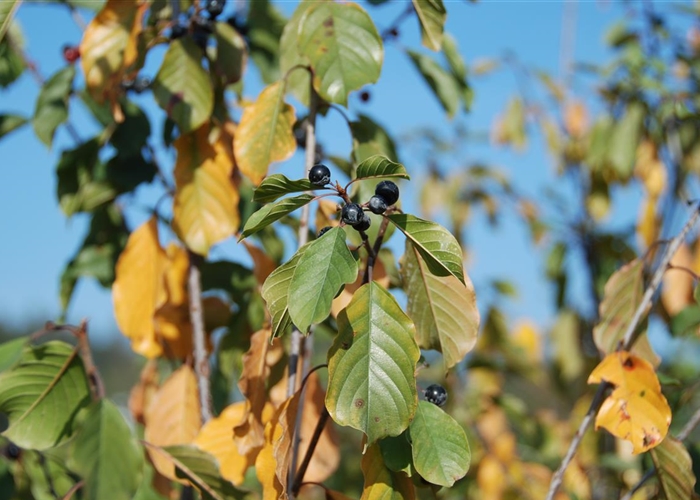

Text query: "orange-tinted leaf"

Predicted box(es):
[234, 329, 284, 456]
[173, 126, 240, 256]
[145, 365, 202, 479]
[80, 0, 145, 118]
[662, 244, 694, 316]
[234, 82, 297, 185]
[476, 453, 506, 498]
[273, 393, 302, 495]
[315, 199, 340, 234]
[128, 359, 159, 425]
[203, 296, 232, 333]
[511, 321, 541, 364]
[637, 197, 660, 250]
[588, 351, 671, 454]
[113, 217, 168, 358]
[593, 259, 659, 366]
[360, 443, 414, 500]
[635, 140, 667, 198]
[299, 483, 355, 500]
[564, 101, 588, 138]
[298, 373, 340, 483]
[194, 402, 250, 486]
[243, 241, 277, 286]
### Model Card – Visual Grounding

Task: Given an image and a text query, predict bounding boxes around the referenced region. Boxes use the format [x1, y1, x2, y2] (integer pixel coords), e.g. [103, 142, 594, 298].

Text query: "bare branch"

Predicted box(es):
[187, 251, 212, 423]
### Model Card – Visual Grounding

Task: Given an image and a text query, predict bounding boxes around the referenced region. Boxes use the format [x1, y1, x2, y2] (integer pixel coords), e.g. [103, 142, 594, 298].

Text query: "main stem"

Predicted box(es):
[188, 251, 212, 423]
[545, 204, 700, 500]
[287, 83, 318, 499]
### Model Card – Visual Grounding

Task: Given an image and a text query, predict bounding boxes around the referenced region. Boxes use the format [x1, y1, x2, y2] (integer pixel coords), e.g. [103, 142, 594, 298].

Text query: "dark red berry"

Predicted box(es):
[352, 214, 371, 232]
[424, 384, 447, 407]
[375, 180, 399, 206]
[359, 90, 371, 103]
[309, 164, 331, 186]
[368, 195, 387, 214]
[62, 45, 80, 63]
[341, 203, 363, 226]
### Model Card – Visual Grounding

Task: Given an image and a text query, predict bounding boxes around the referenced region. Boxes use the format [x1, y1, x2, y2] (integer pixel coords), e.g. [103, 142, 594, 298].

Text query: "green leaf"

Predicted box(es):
[239, 193, 314, 240]
[0, 36, 25, 88]
[297, 1, 383, 105]
[234, 81, 297, 185]
[0, 336, 28, 373]
[153, 38, 213, 134]
[650, 437, 696, 500]
[261, 245, 309, 338]
[288, 227, 358, 332]
[279, 0, 313, 105]
[361, 443, 415, 500]
[671, 305, 700, 337]
[407, 49, 461, 118]
[0, 341, 91, 450]
[355, 155, 410, 181]
[253, 174, 315, 203]
[409, 401, 470, 487]
[68, 399, 144, 500]
[441, 33, 472, 111]
[33, 65, 75, 147]
[247, 0, 286, 84]
[592, 259, 659, 366]
[326, 281, 419, 444]
[110, 100, 150, 156]
[0, 0, 19, 42]
[379, 432, 414, 475]
[0, 113, 27, 139]
[402, 241, 478, 370]
[412, 0, 446, 51]
[147, 444, 247, 500]
[350, 114, 399, 163]
[609, 102, 645, 181]
[212, 21, 246, 85]
[388, 213, 464, 284]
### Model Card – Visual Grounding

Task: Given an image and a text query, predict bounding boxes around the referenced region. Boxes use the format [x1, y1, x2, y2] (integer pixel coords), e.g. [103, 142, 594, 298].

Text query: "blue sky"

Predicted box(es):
[0, 1, 640, 346]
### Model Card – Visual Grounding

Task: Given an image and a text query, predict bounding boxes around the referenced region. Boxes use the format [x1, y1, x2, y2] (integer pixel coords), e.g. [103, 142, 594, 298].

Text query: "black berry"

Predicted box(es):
[424, 384, 447, 407]
[62, 45, 80, 63]
[205, 0, 226, 18]
[5, 443, 21, 460]
[132, 77, 151, 93]
[309, 164, 331, 186]
[341, 203, 363, 226]
[170, 23, 187, 40]
[359, 90, 371, 103]
[317, 226, 332, 238]
[375, 181, 399, 206]
[368, 195, 387, 214]
[352, 214, 371, 232]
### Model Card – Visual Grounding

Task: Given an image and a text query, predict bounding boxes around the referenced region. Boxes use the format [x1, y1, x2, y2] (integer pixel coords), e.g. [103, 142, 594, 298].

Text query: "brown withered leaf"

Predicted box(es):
[234, 329, 284, 455]
[661, 243, 694, 317]
[243, 241, 277, 286]
[80, 0, 146, 120]
[315, 199, 340, 234]
[145, 365, 202, 480]
[113, 217, 168, 358]
[128, 359, 159, 425]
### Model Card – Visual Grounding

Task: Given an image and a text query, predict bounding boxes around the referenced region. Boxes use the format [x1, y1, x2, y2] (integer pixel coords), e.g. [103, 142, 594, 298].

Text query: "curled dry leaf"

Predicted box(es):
[588, 351, 671, 454]
[661, 243, 694, 316]
[128, 359, 159, 425]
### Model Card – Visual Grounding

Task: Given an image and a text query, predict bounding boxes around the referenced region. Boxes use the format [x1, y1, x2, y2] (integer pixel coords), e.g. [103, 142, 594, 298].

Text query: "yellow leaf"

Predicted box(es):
[234, 82, 297, 185]
[662, 243, 694, 316]
[113, 217, 168, 358]
[80, 0, 145, 119]
[360, 443, 415, 500]
[173, 125, 240, 256]
[128, 359, 159, 425]
[315, 199, 340, 233]
[511, 321, 541, 364]
[637, 197, 659, 250]
[564, 101, 588, 138]
[588, 351, 671, 454]
[145, 365, 202, 479]
[194, 402, 253, 486]
[476, 454, 506, 499]
[635, 140, 666, 197]
[255, 424, 284, 500]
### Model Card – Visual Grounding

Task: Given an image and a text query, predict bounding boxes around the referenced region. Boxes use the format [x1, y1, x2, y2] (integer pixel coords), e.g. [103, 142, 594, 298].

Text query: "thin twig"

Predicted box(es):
[292, 407, 330, 495]
[545, 204, 700, 500]
[65, 2, 87, 31]
[287, 82, 319, 500]
[75, 319, 105, 400]
[187, 251, 212, 423]
[362, 214, 391, 284]
[60, 480, 84, 500]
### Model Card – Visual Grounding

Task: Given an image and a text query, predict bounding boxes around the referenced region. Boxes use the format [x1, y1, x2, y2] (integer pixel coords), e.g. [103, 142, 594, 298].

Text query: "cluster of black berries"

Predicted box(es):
[424, 384, 447, 407]
[170, 0, 226, 47]
[120, 77, 151, 94]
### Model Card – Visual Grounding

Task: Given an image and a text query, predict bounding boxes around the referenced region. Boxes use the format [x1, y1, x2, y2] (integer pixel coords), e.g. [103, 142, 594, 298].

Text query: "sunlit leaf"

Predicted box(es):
[173, 126, 239, 256]
[326, 281, 419, 444]
[0, 341, 91, 450]
[33, 65, 75, 147]
[239, 194, 314, 240]
[261, 244, 309, 337]
[388, 214, 464, 284]
[354, 155, 409, 181]
[253, 174, 315, 204]
[409, 401, 470, 486]
[650, 437, 696, 500]
[112, 217, 168, 358]
[412, 0, 446, 51]
[0, 113, 27, 139]
[145, 366, 202, 479]
[153, 38, 213, 134]
[609, 102, 645, 181]
[247, 0, 286, 84]
[0, 336, 28, 373]
[297, 1, 383, 105]
[407, 50, 460, 118]
[212, 21, 247, 85]
[588, 351, 671, 454]
[279, 0, 313, 104]
[592, 259, 660, 366]
[68, 399, 144, 500]
[234, 82, 296, 185]
[402, 241, 478, 369]
[288, 227, 358, 333]
[361, 443, 415, 500]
